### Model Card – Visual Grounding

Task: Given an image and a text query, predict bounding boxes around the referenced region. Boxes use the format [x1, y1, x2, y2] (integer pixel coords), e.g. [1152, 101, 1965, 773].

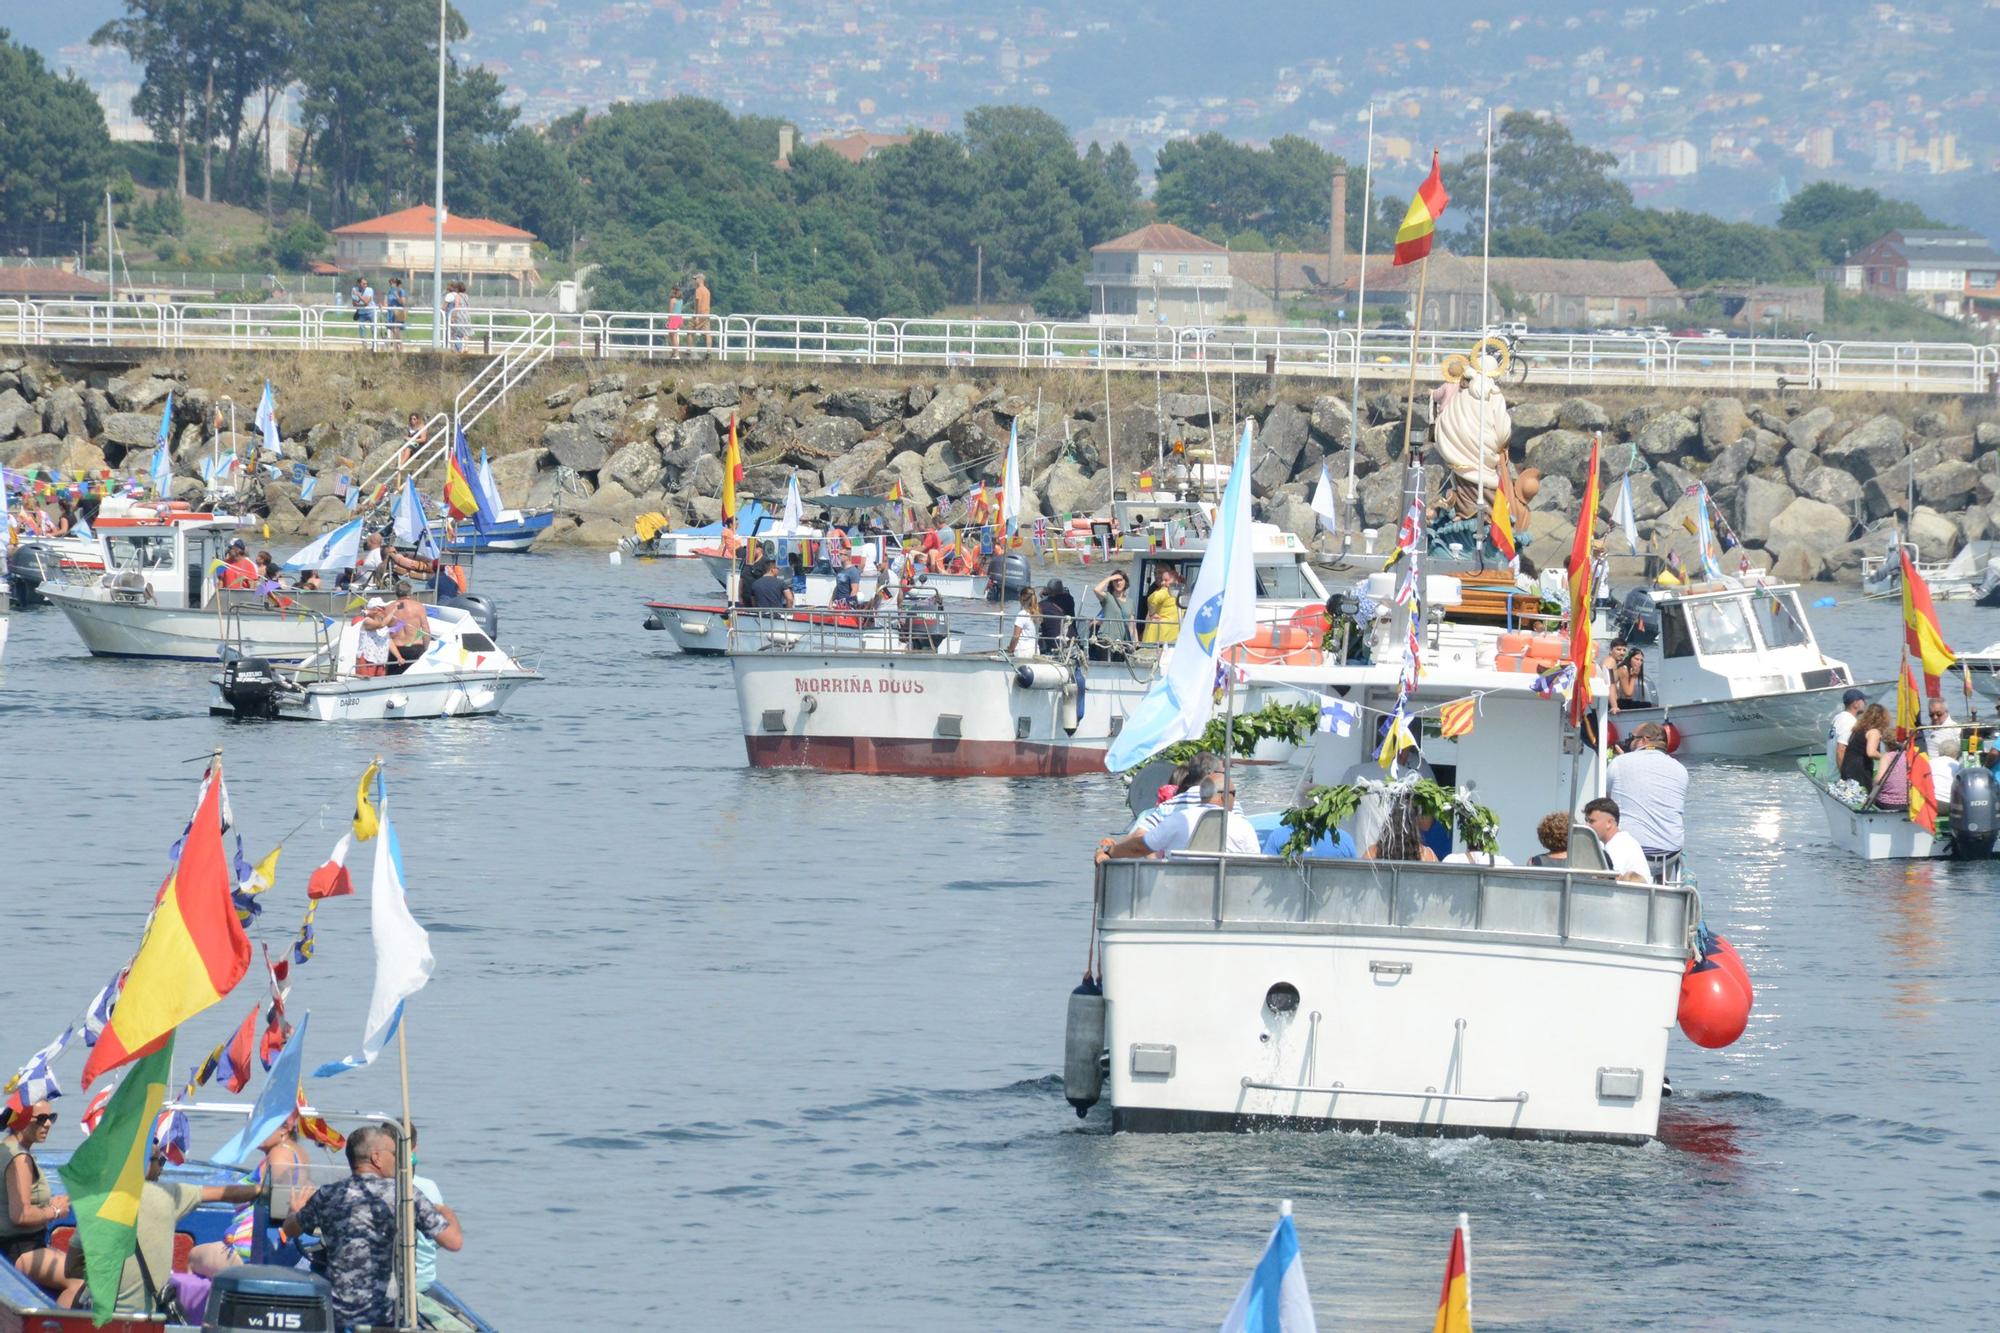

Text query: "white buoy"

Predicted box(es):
[608, 550, 622, 565]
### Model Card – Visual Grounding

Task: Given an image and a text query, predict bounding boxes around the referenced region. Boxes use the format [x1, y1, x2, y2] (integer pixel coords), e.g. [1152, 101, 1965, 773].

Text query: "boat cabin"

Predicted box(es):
[1131, 523, 1330, 606]
[95, 513, 247, 611]
[1635, 578, 1848, 701]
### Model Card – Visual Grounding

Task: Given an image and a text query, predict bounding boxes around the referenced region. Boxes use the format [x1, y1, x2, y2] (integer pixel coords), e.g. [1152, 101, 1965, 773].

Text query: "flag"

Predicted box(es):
[1388, 488, 1423, 566]
[1564, 436, 1602, 726]
[1488, 484, 1516, 563]
[1896, 659, 1920, 740]
[1001, 420, 1024, 539]
[78, 1085, 113, 1136]
[777, 474, 805, 536]
[393, 477, 440, 559]
[296, 1089, 344, 1152]
[1400, 612, 1423, 696]
[1438, 696, 1477, 739]
[1310, 465, 1339, 534]
[1378, 706, 1418, 771]
[1392, 151, 1450, 267]
[1899, 549, 1957, 696]
[1317, 697, 1357, 736]
[281, 516, 363, 574]
[478, 448, 502, 513]
[82, 972, 124, 1048]
[1693, 486, 1724, 580]
[1219, 1202, 1317, 1333]
[214, 1013, 312, 1169]
[292, 900, 319, 966]
[216, 1003, 260, 1094]
[722, 414, 742, 521]
[299, 472, 317, 503]
[64, 1036, 175, 1324]
[887, 478, 903, 504]
[4, 1027, 73, 1120]
[242, 845, 280, 897]
[444, 429, 486, 527]
[307, 834, 355, 899]
[1909, 745, 1937, 834]
[1104, 422, 1259, 771]
[313, 802, 434, 1077]
[151, 392, 175, 496]
[1433, 1217, 1472, 1333]
[353, 762, 382, 842]
[1611, 474, 1639, 553]
[254, 381, 281, 455]
[81, 771, 251, 1088]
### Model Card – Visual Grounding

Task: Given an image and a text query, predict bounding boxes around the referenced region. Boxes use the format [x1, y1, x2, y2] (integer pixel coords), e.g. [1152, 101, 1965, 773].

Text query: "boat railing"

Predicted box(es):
[1095, 853, 1699, 958]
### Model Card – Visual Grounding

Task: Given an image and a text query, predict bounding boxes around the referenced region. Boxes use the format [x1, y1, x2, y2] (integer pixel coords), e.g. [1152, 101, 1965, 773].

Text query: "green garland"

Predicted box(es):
[1140, 699, 1321, 770]
[1279, 777, 1501, 859]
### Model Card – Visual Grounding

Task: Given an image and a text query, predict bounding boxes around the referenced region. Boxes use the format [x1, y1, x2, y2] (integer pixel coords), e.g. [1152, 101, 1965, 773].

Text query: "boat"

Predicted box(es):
[1796, 752, 1998, 860]
[1860, 539, 2000, 601]
[1600, 576, 1884, 757]
[1962, 642, 2000, 700]
[441, 506, 555, 553]
[211, 603, 539, 721]
[620, 501, 772, 558]
[7, 535, 107, 607]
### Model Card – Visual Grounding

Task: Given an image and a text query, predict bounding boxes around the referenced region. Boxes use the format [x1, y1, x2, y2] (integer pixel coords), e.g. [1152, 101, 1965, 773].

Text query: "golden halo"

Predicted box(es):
[1470, 335, 1513, 378]
[1441, 353, 1471, 383]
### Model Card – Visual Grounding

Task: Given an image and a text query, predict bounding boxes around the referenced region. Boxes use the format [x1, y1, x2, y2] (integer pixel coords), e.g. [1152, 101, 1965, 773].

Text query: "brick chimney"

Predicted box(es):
[1329, 168, 1348, 292]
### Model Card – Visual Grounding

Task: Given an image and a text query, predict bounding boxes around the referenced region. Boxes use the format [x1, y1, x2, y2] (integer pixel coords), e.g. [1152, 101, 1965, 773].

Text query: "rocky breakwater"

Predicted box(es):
[1, 352, 1994, 581]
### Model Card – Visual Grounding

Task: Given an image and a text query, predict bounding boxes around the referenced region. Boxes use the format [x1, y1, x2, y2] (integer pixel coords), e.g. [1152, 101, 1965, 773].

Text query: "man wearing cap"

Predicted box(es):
[1828, 688, 1868, 770]
[1607, 721, 1687, 865]
[1037, 578, 1077, 653]
[217, 538, 260, 590]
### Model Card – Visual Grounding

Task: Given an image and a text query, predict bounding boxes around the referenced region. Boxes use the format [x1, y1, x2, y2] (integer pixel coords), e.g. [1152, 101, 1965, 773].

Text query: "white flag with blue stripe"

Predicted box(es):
[1310, 464, 1339, 534]
[313, 804, 433, 1078]
[213, 1011, 310, 1167]
[1219, 1201, 1317, 1333]
[776, 474, 805, 536]
[393, 477, 439, 558]
[151, 391, 175, 496]
[254, 380, 281, 455]
[1104, 420, 1258, 771]
[1001, 419, 1023, 538]
[1611, 473, 1638, 552]
[281, 516, 363, 573]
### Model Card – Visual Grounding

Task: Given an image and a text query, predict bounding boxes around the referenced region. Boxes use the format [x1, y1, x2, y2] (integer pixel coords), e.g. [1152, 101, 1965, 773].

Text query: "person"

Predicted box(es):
[1038, 579, 1076, 654]
[747, 560, 793, 609]
[356, 532, 385, 583]
[1610, 644, 1649, 708]
[716, 515, 745, 559]
[189, 1118, 318, 1278]
[1365, 796, 1439, 862]
[385, 278, 407, 343]
[1924, 696, 1961, 758]
[830, 563, 862, 609]
[218, 538, 261, 590]
[869, 584, 898, 627]
[349, 278, 369, 330]
[1828, 687, 1868, 770]
[1527, 811, 1571, 867]
[1089, 571, 1133, 660]
[692, 272, 713, 351]
[1862, 709, 1910, 811]
[50, 498, 74, 537]
[1842, 703, 1892, 789]
[1582, 796, 1651, 882]
[62, 1145, 259, 1316]
[1141, 567, 1181, 644]
[667, 285, 686, 352]
[257, 550, 283, 583]
[355, 278, 377, 344]
[3, 1101, 74, 1301]
[1007, 588, 1040, 656]
[383, 579, 431, 671]
[443, 282, 468, 353]
[1606, 720, 1687, 860]
[1126, 751, 1224, 836]
[405, 1123, 467, 1330]
[1443, 844, 1513, 866]
[283, 1126, 462, 1332]
[356, 600, 396, 676]
[1097, 772, 1259, 860]
[1932, 732, 1962, 806]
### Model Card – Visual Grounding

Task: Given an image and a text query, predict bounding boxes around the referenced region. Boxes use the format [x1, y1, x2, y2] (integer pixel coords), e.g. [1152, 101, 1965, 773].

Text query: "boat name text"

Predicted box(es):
[794, 676, 925, 695]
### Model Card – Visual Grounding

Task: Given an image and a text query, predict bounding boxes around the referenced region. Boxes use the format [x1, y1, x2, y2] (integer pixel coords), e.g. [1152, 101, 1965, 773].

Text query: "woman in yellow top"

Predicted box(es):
[1141, 568, 1182, 644]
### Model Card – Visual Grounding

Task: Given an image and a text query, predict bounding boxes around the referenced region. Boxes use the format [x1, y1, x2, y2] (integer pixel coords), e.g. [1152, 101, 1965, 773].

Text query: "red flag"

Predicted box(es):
[1393, 151, 1450, 267]
[78, 1086, 114, 1136]
[218, 1006, 258, 1094]
[1908, 745, 1938, 833]
[306, 834, 354, 900]
[1899, 548, 1957, 696]
[1565, 435, 1603, 726]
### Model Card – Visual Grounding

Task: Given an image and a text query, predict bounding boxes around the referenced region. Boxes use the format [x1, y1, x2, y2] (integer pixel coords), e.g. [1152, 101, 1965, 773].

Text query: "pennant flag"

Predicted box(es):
[151, 392, 175, 496]
[1378, 707, 1418, 770]
[1564, 436, 1603, 726]
[1433, 1216, 1472, 1333]
[1896, 659, 1921, 740]
[1104, 422, 1259, 771]
[1392, 492, 1424, 560]
[82, 972, 125, 1048]
[81, 771, 252, 1088]
[1909, 745, 1938, 834]
[1488, 484, 1516, 564]
[314, 802, 434, 1077]
[1310, 465, 1339, 534]
[292, 900, 320, 966]
[4, 1027, 74, 1119]
[281, 517, 364, 574]
[1438, 696, 1477, 739]
[296, 1089, 344, 1152]
[1899, 549, 1957, 696]
[255, 381, 281, 455]
[353, 763, 382, 842]
[1392, 151, 1450, 267]
[65, 1037, 175, 1324]
[1611, 473, 1639, 553]
[79, 1085, 114, 1137]
[1317, 697, 1357, 737]
[1219, 1201, 1317, 1333]
[1400, 611, 1423, 697]
[307, 834, 355, 899]
[152, 1107, 190, 1165]
[217, 1003, 260, 1094]
[722, 414, 743, 521]
[214, 1013, 312, 1169]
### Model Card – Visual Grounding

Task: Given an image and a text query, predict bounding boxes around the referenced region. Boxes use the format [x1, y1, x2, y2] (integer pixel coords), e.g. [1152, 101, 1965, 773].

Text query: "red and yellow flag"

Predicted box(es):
[1438, 696, 1477, 739]
[1908, 745, 1938, 833]
[82, 769, 252, 1088]
[722, 414, 743, 522]
[1896, 659, 1920, 741]
[1899, 548, 1956, 696]
[1433, 1218, 1472, 1333]
[1565, 435, 1602, 725]
[1393, 151, 1451, 267]
[1488, 484, 1516, 563]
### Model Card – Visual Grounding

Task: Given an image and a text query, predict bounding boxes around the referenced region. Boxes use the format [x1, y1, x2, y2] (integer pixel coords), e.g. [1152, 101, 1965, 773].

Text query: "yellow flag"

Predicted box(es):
[1378, 710, 1418, 769]
[1896, 661, 1920, 741]
[247, 846, 282, 894]
[353, 762, 381, 842]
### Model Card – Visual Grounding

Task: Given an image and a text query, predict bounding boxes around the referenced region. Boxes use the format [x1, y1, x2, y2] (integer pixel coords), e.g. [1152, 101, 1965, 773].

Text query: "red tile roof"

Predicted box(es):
[0, 266, 110, 298]
[331, 205, 535, 241]
[813, 131, 913, 164]
[1091, 223, 1227, 255]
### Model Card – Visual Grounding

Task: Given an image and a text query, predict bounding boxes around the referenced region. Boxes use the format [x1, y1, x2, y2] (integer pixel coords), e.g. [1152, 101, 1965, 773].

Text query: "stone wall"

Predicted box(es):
[2, 350, 1995, 580]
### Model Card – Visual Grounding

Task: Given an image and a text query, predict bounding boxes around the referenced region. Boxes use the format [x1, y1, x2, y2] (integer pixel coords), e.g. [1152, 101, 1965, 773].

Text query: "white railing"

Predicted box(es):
[1, 297, 1996, 395]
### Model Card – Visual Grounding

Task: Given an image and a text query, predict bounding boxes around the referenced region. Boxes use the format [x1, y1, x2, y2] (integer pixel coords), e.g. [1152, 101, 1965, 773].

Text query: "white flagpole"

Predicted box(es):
[1481, 109, 1494, 334]
[1345, 103, 1375, 543]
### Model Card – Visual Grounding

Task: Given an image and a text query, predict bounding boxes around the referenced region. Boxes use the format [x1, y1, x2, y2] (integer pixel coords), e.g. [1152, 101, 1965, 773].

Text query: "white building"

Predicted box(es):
[331, 205, 539, 293]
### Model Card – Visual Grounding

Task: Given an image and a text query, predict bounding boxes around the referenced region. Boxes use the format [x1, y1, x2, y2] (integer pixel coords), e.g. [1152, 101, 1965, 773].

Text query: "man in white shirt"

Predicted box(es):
[1126, 752, 1223, 836]
[1924, 696, 1961, 758]
[1583, 797, 1652, 883]
[1828, 688, 1866, 769]
[1097, 773, 1259, 860]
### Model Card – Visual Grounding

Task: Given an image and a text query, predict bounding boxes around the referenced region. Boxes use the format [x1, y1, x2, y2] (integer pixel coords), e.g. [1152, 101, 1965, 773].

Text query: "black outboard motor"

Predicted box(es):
[1614, 586, 1660, 646]
[7, 542, 62, 608]
[203, 1263, 334, 1332]
[443, 592, 499, 639]
[218, 658, 284, 720]
[985, 553, 1033, 601]
[1948, 764, 1997, 859]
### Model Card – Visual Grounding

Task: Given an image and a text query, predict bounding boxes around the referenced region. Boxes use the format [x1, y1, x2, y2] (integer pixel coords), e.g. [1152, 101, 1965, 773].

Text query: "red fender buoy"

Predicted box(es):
[1678, 957, 1751, 1049]
[1661, 721, 1684, 754]
[1603, 719, 1620, 751]
[1705, 935, 1753, 1005]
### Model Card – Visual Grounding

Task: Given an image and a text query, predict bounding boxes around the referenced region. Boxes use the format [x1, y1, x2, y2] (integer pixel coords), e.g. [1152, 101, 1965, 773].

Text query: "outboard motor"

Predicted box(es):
[1064, 976, 1106, 1117]
[1615, 586, 1660, 646]
[443, 592, 499, 639]
[7, 542, 62, 608]
[985, 553, 1033, 601]
[218, 657, 284, 721]
[203, 1263, 334, 1332]
[1948, 764, 1997, 859]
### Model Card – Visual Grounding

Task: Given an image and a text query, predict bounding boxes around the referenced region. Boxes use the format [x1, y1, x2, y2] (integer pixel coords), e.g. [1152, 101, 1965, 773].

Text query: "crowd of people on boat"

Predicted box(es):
[1828, 687, 1996, 810]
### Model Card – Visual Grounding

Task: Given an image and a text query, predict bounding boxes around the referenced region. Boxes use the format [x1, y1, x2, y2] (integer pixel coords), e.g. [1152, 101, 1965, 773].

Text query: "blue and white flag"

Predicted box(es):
[1219, 1201, 1317, 1333]
[1693, 484, 1724, 579]
[8, 1026, 76, 1106]
[823, 479, 844, 497]
[254, 380, 281, 456]
[299, 472, 318, 503]
[1317, 697, 1357, 737]
[213, 1012, 310, 1168]
[1001, 418, 1023, 539]
[314, 804, 433, 1078]
[1104, 421, 1258, 771]
[776, 474, 804, 536]
[393, 477, 439, 559]
[282, 517, 363, 573]
[151, 391, 175, 496]
[476, 448, 502, 516]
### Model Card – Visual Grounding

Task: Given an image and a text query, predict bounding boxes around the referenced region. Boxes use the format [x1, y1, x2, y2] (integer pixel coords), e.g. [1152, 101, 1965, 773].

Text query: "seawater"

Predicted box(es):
[2, 555, 1995, 1328]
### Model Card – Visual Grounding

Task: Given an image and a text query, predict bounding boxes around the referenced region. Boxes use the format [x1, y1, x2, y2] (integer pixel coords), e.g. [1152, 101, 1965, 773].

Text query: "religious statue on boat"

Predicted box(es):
[1425, 336, 1536, 555]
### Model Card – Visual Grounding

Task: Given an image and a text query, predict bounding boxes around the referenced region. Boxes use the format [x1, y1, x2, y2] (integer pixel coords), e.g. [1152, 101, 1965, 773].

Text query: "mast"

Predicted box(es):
[1345, 104, 1376, 542]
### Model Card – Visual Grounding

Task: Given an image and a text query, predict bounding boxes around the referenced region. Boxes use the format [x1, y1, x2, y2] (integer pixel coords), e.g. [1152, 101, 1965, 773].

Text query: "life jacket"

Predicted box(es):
[219, 556, 260, 589]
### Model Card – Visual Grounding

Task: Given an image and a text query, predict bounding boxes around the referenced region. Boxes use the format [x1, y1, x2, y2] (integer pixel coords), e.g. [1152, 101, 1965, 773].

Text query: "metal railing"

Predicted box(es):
[1, 297, 1996, 394]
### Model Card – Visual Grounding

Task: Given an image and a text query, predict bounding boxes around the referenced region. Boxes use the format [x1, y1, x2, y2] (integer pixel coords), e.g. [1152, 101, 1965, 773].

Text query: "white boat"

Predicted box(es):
[1604, 575, 1884, 757]
[1860, 539, 2000, 601]
[6, 534, 106, 606]
[1797, 753, 1998, 860]
[210, 603, 539, 721]
[1962, 643, 2000, 700]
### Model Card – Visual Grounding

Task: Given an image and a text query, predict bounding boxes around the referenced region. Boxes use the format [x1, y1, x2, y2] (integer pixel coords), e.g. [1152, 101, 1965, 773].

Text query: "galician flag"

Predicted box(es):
[1432, 1214, 1472, 1333]
[254, 381, 281, 456]
[313, 801, 433, 1077]
[281, 517, 363, 574]
[1392, 151, 1449, 267]
[1001, 419, 1024, 540]
[776, 475, 804, 536]
[1309, 464, 1338, 534]
[64, 1036, 176, 1324]
[1218, 1200, 1317, 1333]
[151, 392, 175, 496]
[1104, 421, 1258, 771]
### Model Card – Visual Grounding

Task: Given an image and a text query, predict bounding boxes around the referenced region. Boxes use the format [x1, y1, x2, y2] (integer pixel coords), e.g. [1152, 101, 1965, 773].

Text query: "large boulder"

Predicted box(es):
[792, 416, 864, 457]
[567, 390, 628, 441]
[1251, 400, 1310, 495]
[1355, 467, 1406, 528]
[1699, 397, 1752, 453]
[1820, 414, 1906, 481]
[1554, 398, 1610, 432]
[820, 386, 904, 430]
[0, 388, 34, 439]
[604, 440, 665, 497]
[98, 411, 162, 452]
[1765, 497, 1853, 567]
[1162, 392, 1222, 424]
[1783, 406, 1838, 454]
[1914, 460, 1980, 510]
[684, 381, 741, 412]
[1522, 428, 1596, 489]
[874, 452, 933, 509]
[542, 421, 608, 473]
[1635, 411, 1700, 460]
[106, 374, 174, 413]
[58, 438, 107, 474]
[898, 381, 977, 449]
[0, 433, 64, 469]
[1266, 492, 1319, 544]
[1508, 402, 1557, 440]
[1308, 394, 1356, 447]
[820, 438, 893, 497]
[40, 386, 87, 440]
[1799, 466, 1863, 512]
[573, 479, 644, 521]
[1734, 475, 1796, 547]
[1529, 473, 1574, 514]
[1702, 440, 1755, 494]
[1908, 505, 1959, 555]
[485, 449, 550, 508]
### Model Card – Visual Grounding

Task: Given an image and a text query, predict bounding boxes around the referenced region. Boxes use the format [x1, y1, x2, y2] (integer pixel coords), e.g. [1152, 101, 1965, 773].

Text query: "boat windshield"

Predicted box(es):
[1755, 591, 1813, 650]
[1687, 597, 1757, 655]
[1253, 560, 1324, 600]
[106, 533, 176, 571]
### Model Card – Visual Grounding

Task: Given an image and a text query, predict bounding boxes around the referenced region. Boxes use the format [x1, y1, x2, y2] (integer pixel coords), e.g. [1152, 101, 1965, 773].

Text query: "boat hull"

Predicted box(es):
[209, 670, 537, 721]
[444, 509, 554, 553]
[1798, 755, 1943, 860]
[41, 587, 330, 661]
[1614, 679, 1888, 758]
[656, 604, 729, 656]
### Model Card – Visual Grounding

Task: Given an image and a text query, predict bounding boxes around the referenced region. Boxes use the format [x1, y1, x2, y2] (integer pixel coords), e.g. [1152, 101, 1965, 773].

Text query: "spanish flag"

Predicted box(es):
[82, 771, 251, 1088]
[65, 1037, 176, 1321]
[1393, 151, 1450, 267]
[722, 413, 743, 522]
[1433, 1215, 1473, 1333]
[1565, 435, 1602, 725]
[1488, 484, 1516, 563]
[1899, 548, 1956, 696]
[1908, 744, 1938, 834]
[1896, 659, 1921, 741]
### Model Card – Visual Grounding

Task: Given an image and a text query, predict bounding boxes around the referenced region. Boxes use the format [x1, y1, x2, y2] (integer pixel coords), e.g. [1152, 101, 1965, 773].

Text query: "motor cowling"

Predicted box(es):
[7, 542, 61, 608]
[443, 592, 499, 639]
[986, 553, 1033, 600]
[1949, 763, 1997, 857]
[219, 658, 283, 721]
[202, 1263, 334, 1332]
[1064, 977, 1106, 1118]
[1616, 587, 1660, 646]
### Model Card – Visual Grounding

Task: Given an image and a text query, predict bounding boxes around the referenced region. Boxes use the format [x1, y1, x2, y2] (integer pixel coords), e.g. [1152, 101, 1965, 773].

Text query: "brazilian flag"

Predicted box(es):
[62, 1036, 175, 1324]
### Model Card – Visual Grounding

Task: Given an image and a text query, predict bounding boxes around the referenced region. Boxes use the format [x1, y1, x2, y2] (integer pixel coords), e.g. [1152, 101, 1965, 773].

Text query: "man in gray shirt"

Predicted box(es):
[1606, 721, 1687, 856]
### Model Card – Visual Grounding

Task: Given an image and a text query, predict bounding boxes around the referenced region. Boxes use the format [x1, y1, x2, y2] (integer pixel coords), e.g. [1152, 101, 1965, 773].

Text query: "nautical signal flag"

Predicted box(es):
[64, 1035, 175, 1321]
[1378, 708, 1419, 770]
[353, 763, 382, 842]
[81, 770, 251, 1089]
[308, 834, 356, 899]
[1898, 548, 1956, 696]
[1432, 1215, 1472, 1333]
[1393, 151, 1450, 267]
[1488, 484, 1516, 563]
[1438, 696, 1477, 739]
[1908, 745, 1938, 834]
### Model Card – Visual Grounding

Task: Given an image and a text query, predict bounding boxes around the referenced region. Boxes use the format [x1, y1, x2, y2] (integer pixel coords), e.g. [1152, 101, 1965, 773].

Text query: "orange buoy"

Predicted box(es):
[1661, 721, 1684, 754]
[1678, 957, 1751, 1049]
[1498, 632, 1532, 656]
[1706, 935, 1753, 1004]
[1603, 719, 1620, 750]
[1494, 653, 1523, 673]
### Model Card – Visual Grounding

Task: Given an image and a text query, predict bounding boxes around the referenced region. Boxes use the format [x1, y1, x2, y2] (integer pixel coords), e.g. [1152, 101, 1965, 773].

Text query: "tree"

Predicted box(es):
[0, 30, 115, 237]
[478, 128, 583, 253]
[1778, 183, 1943, 265]
[271, 217, 328, 270]
[1443, 112, 1631, 241]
